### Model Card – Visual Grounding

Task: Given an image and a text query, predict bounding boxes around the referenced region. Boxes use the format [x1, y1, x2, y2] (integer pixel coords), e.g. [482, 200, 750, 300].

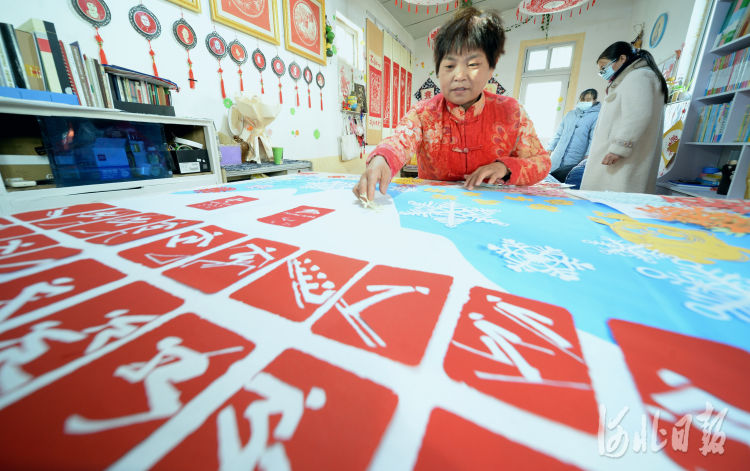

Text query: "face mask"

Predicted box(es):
[576, 101, 593, 111]
[599, 59, 616, 81]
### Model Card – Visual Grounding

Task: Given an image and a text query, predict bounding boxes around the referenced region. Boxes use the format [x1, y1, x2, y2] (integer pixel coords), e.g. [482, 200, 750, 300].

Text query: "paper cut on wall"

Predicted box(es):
[0, 259, 125, 327]
[154, 350, 398, 470]
[0, 314, 251, 470]
[444, 286, 599, 434]
[164, 238, 299, 294]
[312, 265, 452, 365]
[415, 408, 581, 470]
[0, 281, 182, 395]
[118, 225, 246, 268]
[609, 319, 750, 469]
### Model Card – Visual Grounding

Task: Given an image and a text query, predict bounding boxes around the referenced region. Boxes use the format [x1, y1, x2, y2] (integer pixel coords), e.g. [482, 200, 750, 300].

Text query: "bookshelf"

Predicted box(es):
[0, 97, 222, 215]
[659, 0, 750, 200]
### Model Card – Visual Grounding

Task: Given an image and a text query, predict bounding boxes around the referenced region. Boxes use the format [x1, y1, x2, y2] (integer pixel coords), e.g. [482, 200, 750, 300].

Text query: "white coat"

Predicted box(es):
[581, 59, 665, 193]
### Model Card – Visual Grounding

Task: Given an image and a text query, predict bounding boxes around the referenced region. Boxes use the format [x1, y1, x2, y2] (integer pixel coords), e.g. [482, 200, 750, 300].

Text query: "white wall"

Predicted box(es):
[411, 0, 697, 108]
[3, 0, 413, 161]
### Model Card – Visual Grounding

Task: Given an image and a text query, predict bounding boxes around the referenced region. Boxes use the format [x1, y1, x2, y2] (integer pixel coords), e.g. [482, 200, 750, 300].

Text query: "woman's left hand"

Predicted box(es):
[464, 162, 509, 190]
[601, 153, 622, 165]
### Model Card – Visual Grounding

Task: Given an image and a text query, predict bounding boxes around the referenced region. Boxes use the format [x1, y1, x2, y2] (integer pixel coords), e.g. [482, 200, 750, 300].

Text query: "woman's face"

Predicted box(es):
[597, 54, 627, 75]
[438, 48, 493, 109]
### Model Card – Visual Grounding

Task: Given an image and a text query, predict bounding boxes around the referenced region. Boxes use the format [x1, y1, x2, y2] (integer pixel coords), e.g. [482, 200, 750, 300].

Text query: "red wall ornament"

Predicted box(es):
[289, 61, 302, 107]
[205, 32, 228, 99]
[518, 0, 588, 15]
[128, 5, 161, 76]
[252, 48, 267, 94]
[71, 0, 111, 64]
[228, 40, 248, 91]
[172, 18, 197, 89]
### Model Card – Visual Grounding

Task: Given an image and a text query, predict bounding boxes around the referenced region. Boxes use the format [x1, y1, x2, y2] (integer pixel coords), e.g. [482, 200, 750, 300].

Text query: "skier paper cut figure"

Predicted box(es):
[0, 277, 76, 324]
[334, 285, 430, 348]
[184, 243, 278, 275]
[166, 228, 224, 248]
[0, 320, 86, 393]
[0, 238, 35, 256]
[649, 368, 750, 447]
[65, 336, 243, 434]
[217, 372, 326, 470]
[289, 257, 336, 309]
[82, 309, 159, 354]
[452, 294, 587, 386]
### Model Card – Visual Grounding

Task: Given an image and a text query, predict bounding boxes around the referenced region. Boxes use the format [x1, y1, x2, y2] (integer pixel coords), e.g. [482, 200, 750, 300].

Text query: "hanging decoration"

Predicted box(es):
[397, 0, 470, 14]
[172, 18, 197, 89]
[252, 48, 267, 94]
[228, 40, 248, 92]
[325, 16, 336, 57]
[271, 55, 286, 105]
[303, 65, 313, 109]
[206, 31, 228, 99]
[316, 70, 325, 111]
[516, 0, 596, 23]
[485, 77, 506, 95]
[129, 4, 161, 76]
[427, 26, 440, 50]
[414, 77, 440, 102]
[71, 0, 111, 64]
[289, 61, 302, 107]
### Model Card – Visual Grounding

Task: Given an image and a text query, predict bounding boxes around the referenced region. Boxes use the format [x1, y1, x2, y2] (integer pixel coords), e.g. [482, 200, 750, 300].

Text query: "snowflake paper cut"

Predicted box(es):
[399, 200, 508, 228]
[302, 180, 357, 191]
[582, 237, 669, 264]
[487, 238, 594, 281]
[636, 261, 750, 323]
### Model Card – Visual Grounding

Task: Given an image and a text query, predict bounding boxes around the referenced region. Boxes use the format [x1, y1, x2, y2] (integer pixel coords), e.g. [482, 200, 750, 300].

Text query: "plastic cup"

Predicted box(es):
[272, 147, 283, 164]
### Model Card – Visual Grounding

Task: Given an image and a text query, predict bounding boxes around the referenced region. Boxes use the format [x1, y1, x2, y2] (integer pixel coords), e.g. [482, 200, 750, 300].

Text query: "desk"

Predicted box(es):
[221, 159, 312, 182]
[0, 173, 748, 470]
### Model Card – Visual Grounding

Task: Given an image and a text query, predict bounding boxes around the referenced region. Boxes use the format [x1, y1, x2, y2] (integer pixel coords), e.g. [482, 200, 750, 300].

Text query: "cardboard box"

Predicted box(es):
[171, 149, 209, 174]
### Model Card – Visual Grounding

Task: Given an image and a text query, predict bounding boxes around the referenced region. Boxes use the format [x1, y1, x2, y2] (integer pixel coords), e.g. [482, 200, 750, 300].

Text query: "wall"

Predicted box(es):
[3, 0, 413, 170]
[411, 0, 698, 112]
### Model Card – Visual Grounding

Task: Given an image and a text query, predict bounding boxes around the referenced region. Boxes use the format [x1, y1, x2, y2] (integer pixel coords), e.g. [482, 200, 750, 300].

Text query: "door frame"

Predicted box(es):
[518, 74, 570, 144]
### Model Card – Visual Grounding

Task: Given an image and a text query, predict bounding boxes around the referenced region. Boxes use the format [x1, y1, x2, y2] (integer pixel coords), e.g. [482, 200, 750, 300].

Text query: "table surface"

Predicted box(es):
[0, 173, 748, 470]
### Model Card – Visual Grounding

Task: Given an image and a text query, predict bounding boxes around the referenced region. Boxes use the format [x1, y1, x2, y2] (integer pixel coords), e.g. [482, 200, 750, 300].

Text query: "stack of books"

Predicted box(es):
[714, 0, 750, 48]
[0, 18, 177, 115]
[704, 46, 750, 95]
[694, 102, 732, 143]
[736, 104, 750, 141]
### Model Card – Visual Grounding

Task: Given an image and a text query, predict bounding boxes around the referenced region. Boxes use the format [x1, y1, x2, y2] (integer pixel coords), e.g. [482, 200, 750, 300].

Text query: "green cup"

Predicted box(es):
[272, 147, 283, 164]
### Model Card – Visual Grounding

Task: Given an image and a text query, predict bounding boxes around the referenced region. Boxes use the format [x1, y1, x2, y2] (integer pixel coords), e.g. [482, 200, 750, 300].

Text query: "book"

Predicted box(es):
[92, 58, 110, 108]
[96, 59, 114, 108]
[14, 29, 44, 90]
[0, 31, 14, 87]
[18, 18, 61, 93]
[84, 54, 103, 107]
[40, 20, 73, 95]
[69, 42, 93, 107]
[59, 41, 80, 105]
[0, 23, 29, 88]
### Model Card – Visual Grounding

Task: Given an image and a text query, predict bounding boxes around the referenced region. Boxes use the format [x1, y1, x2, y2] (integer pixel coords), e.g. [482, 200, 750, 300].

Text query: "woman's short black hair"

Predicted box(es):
[433, 7, 505, 73]
[580, 88, 598, 100]
[598, 41, 669, 104]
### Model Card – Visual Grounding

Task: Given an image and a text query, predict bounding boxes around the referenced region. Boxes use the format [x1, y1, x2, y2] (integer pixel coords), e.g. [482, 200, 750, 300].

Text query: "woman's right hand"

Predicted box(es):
[353, 155, 392, 202]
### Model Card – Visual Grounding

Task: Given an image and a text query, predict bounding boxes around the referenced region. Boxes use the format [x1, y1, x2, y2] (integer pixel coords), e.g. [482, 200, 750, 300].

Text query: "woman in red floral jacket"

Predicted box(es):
[353, 7, 550, 202]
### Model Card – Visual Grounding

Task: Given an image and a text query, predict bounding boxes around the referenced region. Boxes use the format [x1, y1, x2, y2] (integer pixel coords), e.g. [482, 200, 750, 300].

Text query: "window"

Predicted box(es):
[335, 13, 363, 71]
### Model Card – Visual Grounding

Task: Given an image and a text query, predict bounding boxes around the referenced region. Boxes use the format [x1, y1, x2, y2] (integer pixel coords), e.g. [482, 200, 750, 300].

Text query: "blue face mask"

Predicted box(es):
[599, 59, 616, 81]
[576, 101, 593, 111]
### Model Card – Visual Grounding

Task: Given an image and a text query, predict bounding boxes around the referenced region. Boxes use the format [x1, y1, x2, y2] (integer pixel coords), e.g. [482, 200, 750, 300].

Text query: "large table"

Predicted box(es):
[0, 172, 748, 470]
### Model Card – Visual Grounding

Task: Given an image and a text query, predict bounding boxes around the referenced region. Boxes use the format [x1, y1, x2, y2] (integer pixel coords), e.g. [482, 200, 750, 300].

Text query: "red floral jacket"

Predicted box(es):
[369, 91, 550, 185]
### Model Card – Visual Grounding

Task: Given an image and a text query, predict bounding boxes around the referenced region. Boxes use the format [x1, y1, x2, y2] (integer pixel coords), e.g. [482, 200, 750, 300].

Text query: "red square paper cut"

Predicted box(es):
[443, 286, 597, 434]
[414, 408, 580, 470]
[31, 207, 139, 230]
[59, 213, 175, 240]
[0, 259, 126, 325]
[154, 349, 398, 471]
[118, 225, 246, 268]
[0, 246, 81, 275]
[13, 203, 115, 222]
[609, 319, 750, 470]
[231, 250, 368, 322]
[257, 206, 334, 227]
[188, 195, 258, 211]
[0, 234, 59, 258]
[312, 265, 453, 366]
[0, 224, 33, 240]
[0, 313, 252, 471]
[0, 281, 183, 395]
[85, 219, 201, 246]
[164, 238, 299, 293]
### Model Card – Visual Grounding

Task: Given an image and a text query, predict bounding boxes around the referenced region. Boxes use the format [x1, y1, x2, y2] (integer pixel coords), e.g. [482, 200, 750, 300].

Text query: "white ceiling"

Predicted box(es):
[377, 0, 522, 39]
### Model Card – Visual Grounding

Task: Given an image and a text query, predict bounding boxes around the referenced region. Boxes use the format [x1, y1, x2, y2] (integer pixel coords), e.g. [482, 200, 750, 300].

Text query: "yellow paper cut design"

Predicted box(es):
[424, 188, 446, 193]
[463, 192, 480, 197]
[392, 177, 425, 185]
[474, 199, 501, 205]
[505, 196, 532, 202]
[529, 204, 559, 212]
[589, 212, 750, 264]
[544, 199, 573, 206]
[433, 194, 457, 200]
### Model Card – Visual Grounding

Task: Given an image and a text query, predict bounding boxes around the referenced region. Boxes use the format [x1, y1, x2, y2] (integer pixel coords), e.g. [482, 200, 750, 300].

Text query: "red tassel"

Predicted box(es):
[260, 75, 264, 94]
[427, 7, 429, 14]
[416, 6, 418, 13]
[148, 41, 158, 77]
[95, 29, 107, 64]
[238, 68, 244, 91]
[446, 4, 449, 11]
[219, 65, 225, 98]
[187, 54, 195, 89]
[320, 91, 323, 111]
[308, 88, 311, 108]
[587, 2, 590, 10]
[278, 81, 283, 104]
[455, 0, 458, 7]
[408, 4, 410, 12]
[592, 0, 596, 5]
[394, 0, 397, 5]
[400, 0, 403, 8]
[533, 17, 536, 24]
[296, 85, 299, 106]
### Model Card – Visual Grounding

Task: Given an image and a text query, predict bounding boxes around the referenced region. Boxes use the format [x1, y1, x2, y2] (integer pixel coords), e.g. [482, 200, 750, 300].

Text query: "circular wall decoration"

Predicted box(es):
[206, 32, 228, 59]
[649, 13, 668, 48]
[229, 40, 247, 65]
[252, 48, 266, 71]
[129, 5, 160, 39]
[173, 19, 196, 49]
[271, 56, 286, 77]
[303, 66, 313, 85]
[71, 0, 111, 26]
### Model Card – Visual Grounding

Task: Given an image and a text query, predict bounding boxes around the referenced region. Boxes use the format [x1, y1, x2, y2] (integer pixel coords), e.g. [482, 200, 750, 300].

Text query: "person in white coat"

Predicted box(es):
[580, 41, 668, 193]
